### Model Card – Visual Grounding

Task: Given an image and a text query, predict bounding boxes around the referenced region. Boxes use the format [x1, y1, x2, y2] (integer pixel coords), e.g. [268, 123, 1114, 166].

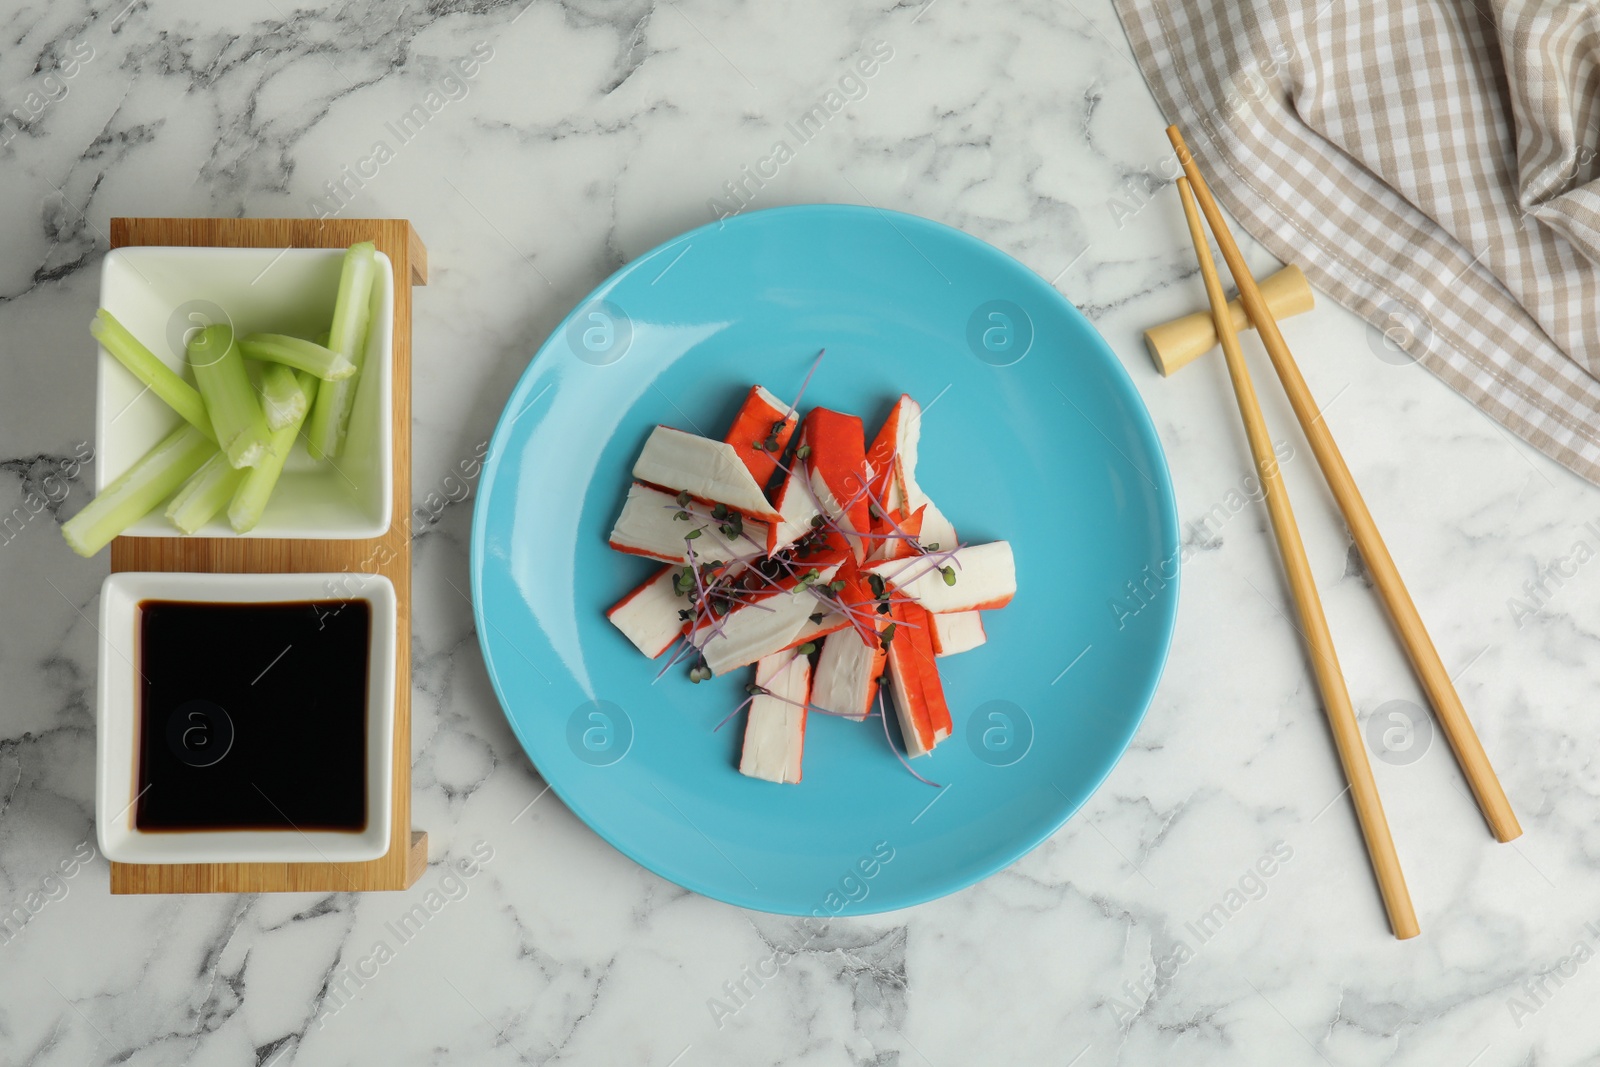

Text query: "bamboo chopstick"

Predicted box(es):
[1166, 125, 1521, 845]
[1177, 178, 1420, 941]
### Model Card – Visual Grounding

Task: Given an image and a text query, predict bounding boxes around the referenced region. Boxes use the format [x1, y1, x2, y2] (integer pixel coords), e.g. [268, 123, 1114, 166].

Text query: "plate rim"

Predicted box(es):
[470, 202, 1180, 915]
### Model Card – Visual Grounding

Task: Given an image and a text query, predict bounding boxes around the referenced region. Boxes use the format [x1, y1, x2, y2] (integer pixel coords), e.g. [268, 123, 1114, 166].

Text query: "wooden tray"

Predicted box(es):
[107, 218, 428, 894]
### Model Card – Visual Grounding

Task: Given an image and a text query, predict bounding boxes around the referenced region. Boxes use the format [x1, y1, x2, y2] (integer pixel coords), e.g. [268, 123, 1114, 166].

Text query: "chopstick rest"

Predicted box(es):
[1167, 124, 1521, 847]
[1175, 177, 1420, 941]
[1144, 265, 1314, 376]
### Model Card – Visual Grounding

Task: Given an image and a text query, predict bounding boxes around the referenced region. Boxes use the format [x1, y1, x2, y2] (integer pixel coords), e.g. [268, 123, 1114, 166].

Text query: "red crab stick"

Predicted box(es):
[866, 394, 957, 550]
[723, 384, 797, 489]
[799, 407, 873, 563]
[885, 599, 952, 757]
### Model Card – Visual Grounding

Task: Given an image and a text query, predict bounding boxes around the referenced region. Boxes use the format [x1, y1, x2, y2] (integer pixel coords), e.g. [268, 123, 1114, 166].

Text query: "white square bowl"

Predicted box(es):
[96, 247, 394, 539]
[97, 570, 396, 864]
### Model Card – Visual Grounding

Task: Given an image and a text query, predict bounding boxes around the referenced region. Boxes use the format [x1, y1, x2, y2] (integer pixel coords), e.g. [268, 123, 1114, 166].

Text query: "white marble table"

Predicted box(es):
[3, 1, 1597, 1063]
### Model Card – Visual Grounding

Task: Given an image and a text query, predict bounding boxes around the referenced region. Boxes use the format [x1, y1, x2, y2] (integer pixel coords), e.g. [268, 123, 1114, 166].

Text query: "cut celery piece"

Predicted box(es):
[239, 333, 357, 381]
[229, 371, 318, 533]
[61, 424, 213, 556]
[165, 452, 245, 534]
[91, 309, 215, 441]
[259, 362, 309, 431]
[189, 324, 270, 469]
[305, 242, 377, 460]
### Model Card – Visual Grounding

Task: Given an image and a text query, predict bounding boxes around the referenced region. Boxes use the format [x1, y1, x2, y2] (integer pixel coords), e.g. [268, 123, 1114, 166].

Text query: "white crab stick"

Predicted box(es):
[693, 563, 842, 675]
[811, 627, 881, 721]
[632, 425, 781, 521]
[931, 611, 987, 657]
[766, 462, 820, 555]
[866, 542, 1016, 614]
[606, 567, 685, 658]
[739, 647, 811, 784]
[781, 609, 850, 652]
[609, 482, 769, 563]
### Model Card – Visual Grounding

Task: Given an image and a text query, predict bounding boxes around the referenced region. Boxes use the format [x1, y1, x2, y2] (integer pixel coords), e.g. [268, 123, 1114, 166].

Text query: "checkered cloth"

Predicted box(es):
[1115, 0, 1600, 484]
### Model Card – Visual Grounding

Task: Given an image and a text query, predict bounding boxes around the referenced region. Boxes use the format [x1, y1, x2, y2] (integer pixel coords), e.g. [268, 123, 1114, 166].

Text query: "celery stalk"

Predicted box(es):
[305, 242, 377, 460]
[239, 333, 356, 381]
[60, 424, 213, 556]
[259, 362, 309, 431]
[91, 310, 216, 441]
[229, 371, 319, 533]
[189, 324, 270, 468]
[165, 452, 246, 534]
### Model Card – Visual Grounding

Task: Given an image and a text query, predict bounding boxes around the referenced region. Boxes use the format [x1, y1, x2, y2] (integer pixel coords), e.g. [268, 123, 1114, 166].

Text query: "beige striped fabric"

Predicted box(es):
[1115, 0, 1600, 485]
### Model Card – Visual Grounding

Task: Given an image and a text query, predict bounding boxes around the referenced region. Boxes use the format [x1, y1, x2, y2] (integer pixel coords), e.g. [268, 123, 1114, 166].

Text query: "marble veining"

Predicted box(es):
[4, 0, 1600, 1063]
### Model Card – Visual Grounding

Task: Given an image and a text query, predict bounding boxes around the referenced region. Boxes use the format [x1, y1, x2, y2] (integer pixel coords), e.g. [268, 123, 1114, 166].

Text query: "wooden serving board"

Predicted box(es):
[108, 218, 428, 894]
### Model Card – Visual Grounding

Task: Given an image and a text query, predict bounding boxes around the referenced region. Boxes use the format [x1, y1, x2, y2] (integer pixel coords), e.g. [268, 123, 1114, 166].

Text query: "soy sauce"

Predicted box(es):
[135, 599, 370, 832]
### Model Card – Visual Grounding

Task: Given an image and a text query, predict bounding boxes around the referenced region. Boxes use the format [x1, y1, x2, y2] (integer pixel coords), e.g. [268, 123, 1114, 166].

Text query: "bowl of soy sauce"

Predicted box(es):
[96, 571, 396, 864]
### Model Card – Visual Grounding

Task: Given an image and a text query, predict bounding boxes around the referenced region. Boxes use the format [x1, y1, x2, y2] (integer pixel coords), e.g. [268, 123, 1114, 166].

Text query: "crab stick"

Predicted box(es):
[693, 563, 843, 675]
[866, 542, 1016, 614]
[866, 505, 925, 563]
[606, 566, 688, 658]
[722, 384, 797, 489]
[812, 627, 883, 721]
[798, 408, 874, 562]
[767, 461, 820, 555]
[931, 611, 987, 657]
[780, 610, 851, 652]
[739, 647, 811, 783]
[885, 600, 952, 757]
[609, 482, 770, 563]
[865, 395, 957, 550]
[632, 425, 782, 521]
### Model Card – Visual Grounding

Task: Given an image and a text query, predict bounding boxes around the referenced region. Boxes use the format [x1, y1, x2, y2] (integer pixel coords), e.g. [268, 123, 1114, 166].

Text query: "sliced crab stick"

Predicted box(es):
[632, 425, 782, 521]
[865, 395, 910, 513]
[693, 563, 842, 675]
[885, 599, 952, 757]
[812, 627, 883, 721]
[609, 482, 769, 563]
[866, 394, 957, 550]
[931, 611, 987, 657]
[780, 610, 851, 652]
[739, 647, 811, 784]
[767, 461, 820, 555]
[606, 566, 688, 658]
[722, 384, 797, 488]
[799, 408, 873, 562]
[867, 542, 1016, 614]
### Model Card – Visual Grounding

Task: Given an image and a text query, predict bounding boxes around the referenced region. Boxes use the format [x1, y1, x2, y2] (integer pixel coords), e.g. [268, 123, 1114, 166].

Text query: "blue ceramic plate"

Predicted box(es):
[471, 205, 1178, 915]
